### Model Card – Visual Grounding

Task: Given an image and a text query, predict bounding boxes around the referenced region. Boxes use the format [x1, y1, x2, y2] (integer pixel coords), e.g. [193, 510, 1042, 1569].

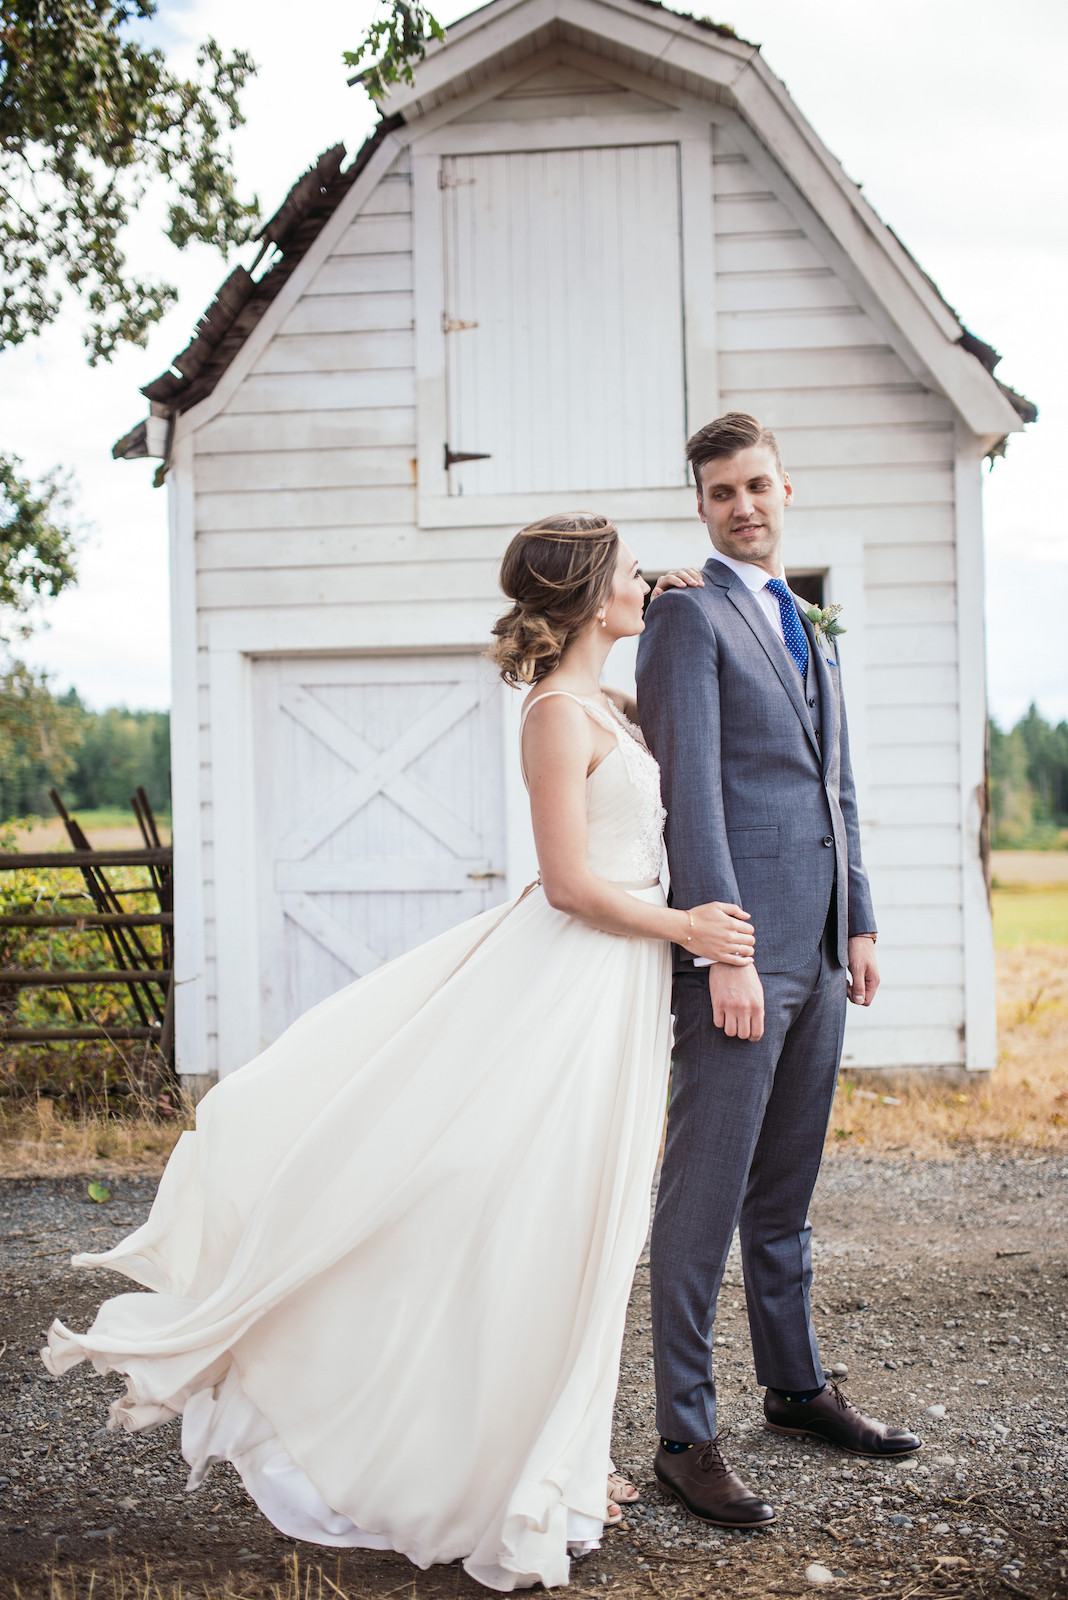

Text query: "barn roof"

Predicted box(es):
[113, 0, 1035, 467]
[112, 116, 404, 465]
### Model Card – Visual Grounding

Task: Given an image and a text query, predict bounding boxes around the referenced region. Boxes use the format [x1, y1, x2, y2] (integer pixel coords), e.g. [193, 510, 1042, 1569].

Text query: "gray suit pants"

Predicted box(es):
[651, 934, 847, 1441]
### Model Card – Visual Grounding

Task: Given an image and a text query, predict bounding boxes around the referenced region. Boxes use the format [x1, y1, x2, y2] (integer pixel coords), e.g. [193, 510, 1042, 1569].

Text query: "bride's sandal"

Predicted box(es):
[605, 1500, 624, 1528]
[608, 1471, 640, 1505]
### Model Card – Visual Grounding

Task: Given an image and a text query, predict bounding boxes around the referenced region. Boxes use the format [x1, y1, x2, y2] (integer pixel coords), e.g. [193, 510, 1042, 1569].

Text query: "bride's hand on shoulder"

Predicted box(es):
[685, 902, 755, 965]
[650, 567, 704, 600]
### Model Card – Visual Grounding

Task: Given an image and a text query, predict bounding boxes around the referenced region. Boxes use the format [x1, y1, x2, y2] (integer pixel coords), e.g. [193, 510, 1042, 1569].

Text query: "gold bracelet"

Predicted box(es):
[683, 911, 695, 943]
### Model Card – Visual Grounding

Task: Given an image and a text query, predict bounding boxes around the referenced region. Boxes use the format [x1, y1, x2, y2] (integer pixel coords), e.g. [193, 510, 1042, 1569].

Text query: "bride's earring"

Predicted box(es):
[598, 611, 607, 628]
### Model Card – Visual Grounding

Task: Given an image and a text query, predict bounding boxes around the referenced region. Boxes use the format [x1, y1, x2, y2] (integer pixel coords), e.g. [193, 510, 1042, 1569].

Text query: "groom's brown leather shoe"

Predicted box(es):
[764, 1381, 921, 1457]
[654, 1436, 776, 1527]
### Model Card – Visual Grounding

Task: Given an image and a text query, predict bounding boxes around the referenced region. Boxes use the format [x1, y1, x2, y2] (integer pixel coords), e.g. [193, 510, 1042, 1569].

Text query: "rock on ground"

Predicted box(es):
[1, 1155, 1066, 1598]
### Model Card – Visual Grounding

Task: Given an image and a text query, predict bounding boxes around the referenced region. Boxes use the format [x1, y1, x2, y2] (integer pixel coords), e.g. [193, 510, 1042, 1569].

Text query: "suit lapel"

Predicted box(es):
[706, 559, 821, 763]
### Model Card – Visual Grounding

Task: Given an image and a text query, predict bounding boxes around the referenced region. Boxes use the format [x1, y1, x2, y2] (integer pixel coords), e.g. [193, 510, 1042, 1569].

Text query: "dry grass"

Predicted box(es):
[0, 1092, 191, 1178]
[826, 943, 1068, 1159]
[10, 1552, 373, 1600]
[5, 1551, 501, 1600]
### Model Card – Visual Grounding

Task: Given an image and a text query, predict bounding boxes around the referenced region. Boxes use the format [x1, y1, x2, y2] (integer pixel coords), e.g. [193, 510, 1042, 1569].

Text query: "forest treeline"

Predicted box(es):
[0, 667, 169, 822]
[990, 704, 1068, 849]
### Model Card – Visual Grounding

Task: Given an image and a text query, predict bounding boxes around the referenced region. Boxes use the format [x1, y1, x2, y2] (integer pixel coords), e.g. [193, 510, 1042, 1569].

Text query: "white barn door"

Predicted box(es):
[441, 145, 687, 496]
[252, 654, 508, 1040]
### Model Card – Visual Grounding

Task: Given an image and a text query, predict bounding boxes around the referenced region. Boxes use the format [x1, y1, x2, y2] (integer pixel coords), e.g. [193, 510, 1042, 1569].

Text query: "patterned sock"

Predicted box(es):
[770, 1385, 827, 1403]
[659, 1439, 696, 1453]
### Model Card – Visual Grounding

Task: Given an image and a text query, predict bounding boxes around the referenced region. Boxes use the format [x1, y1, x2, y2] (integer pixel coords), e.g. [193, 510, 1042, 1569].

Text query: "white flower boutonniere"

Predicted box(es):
[805, 603, 846, 644]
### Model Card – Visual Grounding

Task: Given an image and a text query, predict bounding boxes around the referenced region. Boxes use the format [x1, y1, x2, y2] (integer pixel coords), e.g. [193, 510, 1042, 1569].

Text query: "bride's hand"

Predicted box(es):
[651, 567, 704, 599]
[685, 902, 755, 964]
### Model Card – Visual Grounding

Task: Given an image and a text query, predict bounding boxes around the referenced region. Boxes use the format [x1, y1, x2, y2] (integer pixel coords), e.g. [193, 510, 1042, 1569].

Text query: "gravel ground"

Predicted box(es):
[1, 1153, 1066, 1599]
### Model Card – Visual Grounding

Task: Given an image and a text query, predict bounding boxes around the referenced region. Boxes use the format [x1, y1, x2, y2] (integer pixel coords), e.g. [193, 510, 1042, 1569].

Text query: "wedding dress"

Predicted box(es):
[43, 693, 672, 1591]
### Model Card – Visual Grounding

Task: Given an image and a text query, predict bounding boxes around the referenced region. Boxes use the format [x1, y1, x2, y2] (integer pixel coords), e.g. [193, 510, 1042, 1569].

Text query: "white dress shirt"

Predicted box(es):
[693, 553, 793, 966]
[708, 551, 792, 643]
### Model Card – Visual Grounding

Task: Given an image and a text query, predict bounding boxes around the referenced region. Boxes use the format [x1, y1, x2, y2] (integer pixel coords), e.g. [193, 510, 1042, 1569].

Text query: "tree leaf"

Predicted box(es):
[345, 0, 445, 99]
[0, 4, 259, 357]
[87, 1181, 110, 1204]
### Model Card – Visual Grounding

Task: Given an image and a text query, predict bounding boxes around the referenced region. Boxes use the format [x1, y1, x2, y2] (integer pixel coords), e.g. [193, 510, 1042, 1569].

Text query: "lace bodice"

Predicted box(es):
[520, 692, 666, 884]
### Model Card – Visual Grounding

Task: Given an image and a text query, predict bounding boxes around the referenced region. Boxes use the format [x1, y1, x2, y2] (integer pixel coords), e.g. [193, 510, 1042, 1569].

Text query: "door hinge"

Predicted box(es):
[442, 314, 478, 333]
[438, 171, 476, 189]
[445, 445, 492, 469]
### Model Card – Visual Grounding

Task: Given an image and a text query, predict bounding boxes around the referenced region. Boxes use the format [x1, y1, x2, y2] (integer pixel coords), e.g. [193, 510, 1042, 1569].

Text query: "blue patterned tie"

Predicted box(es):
[764, 578, 809, 676]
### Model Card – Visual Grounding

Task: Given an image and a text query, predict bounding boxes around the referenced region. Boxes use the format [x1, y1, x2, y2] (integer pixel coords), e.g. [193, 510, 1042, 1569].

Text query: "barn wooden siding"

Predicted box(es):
[190, 127, 965, 1076]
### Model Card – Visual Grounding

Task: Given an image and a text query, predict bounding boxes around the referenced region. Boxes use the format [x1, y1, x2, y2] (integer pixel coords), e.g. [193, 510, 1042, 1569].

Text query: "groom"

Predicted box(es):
[636, 412, 920, 1528]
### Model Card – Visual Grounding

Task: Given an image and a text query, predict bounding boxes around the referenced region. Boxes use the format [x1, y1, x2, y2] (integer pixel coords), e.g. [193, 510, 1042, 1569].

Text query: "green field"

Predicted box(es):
[992, 887, 1068, 946]
[63, 807, 171, 829]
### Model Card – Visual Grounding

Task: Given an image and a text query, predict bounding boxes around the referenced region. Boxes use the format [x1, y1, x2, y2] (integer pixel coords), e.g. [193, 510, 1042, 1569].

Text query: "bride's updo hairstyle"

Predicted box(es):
[490, 513, 619, 687]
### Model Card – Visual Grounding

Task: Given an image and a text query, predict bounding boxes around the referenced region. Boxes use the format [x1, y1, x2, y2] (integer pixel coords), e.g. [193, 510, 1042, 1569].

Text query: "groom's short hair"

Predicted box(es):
[687, 413, 783, 487]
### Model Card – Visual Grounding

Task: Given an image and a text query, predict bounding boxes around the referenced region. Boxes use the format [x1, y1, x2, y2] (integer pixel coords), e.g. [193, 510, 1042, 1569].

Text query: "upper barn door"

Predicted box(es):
[253, 654, 508, 1042]
[441, 145, 688, 496]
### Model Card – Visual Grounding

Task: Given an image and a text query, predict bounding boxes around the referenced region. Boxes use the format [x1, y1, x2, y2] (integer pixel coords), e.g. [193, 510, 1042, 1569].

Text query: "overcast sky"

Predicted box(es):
[1, 0, 1064, 724]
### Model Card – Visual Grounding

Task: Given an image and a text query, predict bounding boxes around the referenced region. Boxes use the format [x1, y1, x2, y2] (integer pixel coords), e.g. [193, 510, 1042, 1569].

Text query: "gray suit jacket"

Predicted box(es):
[636, 557, 875, 973]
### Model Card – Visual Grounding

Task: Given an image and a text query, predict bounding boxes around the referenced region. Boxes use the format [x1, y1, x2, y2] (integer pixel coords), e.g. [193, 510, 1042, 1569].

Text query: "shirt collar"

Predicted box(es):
[708, 551, 786, 593]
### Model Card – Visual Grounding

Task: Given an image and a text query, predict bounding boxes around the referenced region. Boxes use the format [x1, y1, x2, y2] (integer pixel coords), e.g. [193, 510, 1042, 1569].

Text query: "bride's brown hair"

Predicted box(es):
[489, 513, 619, 687]
[486, 515, 617, 684]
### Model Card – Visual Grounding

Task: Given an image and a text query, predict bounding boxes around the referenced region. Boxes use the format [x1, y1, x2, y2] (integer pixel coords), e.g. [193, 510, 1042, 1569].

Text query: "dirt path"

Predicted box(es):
[1, 1156, 1066, 1599]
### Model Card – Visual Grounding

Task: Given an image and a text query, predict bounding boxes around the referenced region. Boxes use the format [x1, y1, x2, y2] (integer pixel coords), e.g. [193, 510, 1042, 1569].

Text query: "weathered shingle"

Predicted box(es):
[125, 116, 405, 431]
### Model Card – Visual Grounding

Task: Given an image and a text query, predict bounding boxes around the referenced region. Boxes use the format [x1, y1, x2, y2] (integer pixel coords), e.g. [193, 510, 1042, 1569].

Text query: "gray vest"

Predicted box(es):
[803, 645, 822, 752]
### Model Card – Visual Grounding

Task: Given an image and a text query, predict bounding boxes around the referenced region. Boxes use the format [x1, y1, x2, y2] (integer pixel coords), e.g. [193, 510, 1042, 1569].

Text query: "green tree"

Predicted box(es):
[1, 0, 258, 362]
[0, 453, 79, 639]
[344, 0, 444, 102]
[60, 693, 170, 813]
[0, 659, 80, 819]
[0, 455, 82, 817]
[989, 705, 1068, 848]
[1016, 702, 1068, 826]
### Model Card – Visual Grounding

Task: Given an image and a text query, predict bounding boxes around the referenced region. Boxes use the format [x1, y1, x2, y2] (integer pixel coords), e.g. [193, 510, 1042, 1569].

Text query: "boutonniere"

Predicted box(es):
[805, 603, 846, 643]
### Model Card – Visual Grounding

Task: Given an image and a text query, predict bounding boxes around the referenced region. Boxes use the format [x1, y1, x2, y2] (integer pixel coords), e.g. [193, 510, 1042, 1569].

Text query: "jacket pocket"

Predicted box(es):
[727, 826, 780, 859]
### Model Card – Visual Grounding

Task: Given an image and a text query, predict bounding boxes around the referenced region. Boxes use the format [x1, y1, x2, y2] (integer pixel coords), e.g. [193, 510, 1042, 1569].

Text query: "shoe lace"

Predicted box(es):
[826, 1379, 861, 1416]
[696, 1430, 733, 1477]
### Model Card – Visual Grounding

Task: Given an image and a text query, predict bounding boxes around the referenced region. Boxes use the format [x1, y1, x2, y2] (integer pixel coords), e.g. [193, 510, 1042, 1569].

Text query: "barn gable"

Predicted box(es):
[455, 59, 678, 118]
[126, 0, 1034, 1084]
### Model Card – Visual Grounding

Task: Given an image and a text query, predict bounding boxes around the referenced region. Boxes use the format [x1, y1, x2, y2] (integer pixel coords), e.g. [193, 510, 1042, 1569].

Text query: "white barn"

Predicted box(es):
[115, 0, 1035, 1087]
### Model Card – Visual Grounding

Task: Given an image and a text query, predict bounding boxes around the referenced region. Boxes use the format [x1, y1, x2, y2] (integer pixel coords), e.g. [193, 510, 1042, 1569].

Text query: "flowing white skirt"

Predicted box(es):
[44, 884, 672, 1590]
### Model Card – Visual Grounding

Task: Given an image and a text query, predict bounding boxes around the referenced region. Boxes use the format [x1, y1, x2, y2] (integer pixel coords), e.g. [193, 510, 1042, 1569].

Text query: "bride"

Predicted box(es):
[43, 514, 755, 1591]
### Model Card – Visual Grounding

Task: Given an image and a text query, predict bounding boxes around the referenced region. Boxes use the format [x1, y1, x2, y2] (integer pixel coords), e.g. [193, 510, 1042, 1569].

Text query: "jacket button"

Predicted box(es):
[822, 836, 834, 847]
[808, 697, 816, 707]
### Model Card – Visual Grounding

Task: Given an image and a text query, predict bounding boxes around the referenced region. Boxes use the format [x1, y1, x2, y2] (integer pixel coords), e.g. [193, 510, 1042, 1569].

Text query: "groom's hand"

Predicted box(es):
[846, 936, 880, 1006]
[708, 963, 765, 1041]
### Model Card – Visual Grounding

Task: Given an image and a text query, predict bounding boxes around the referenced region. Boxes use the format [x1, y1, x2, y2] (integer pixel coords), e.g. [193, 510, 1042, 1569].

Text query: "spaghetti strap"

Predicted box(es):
[519, 691, 619, 784]
[519, 689, 593, 727]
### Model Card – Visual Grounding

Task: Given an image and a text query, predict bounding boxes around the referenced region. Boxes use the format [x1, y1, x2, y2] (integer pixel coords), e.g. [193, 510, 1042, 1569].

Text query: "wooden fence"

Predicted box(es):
[0, 789, 175, 1069]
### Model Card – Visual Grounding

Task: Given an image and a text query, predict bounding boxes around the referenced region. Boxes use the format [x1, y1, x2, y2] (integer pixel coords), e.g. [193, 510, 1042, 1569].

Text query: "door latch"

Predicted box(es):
[445, 446, 492, 469]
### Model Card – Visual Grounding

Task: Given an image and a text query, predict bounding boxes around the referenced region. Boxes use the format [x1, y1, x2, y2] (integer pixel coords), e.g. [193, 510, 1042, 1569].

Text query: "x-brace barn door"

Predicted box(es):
[253, 654, 508, 1041]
